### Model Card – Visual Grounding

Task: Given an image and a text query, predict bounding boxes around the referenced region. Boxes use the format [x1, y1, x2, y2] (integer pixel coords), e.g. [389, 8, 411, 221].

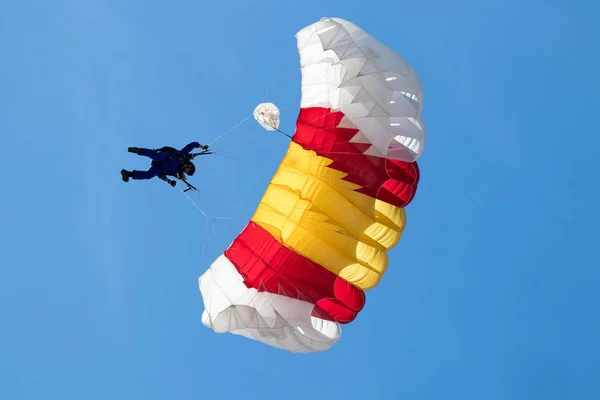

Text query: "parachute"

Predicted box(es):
[198, 17, 426, 353]
[253, 102, 281, 131]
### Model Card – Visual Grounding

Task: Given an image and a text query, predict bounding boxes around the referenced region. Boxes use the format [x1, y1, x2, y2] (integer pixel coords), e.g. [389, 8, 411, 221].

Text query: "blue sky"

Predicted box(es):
[1, 0, 599, 399]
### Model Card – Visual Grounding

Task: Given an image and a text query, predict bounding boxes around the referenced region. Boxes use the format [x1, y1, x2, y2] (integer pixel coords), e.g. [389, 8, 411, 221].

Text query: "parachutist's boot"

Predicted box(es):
[128, 147, 142, 154]
[121, 169, 133, 182]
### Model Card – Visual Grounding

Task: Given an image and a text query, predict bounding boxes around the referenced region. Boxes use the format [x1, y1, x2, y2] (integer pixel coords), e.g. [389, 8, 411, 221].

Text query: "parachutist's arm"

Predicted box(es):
[180, 142, 201, 154]
[158, 174, 170, 183]
[158, 174, 176, 187]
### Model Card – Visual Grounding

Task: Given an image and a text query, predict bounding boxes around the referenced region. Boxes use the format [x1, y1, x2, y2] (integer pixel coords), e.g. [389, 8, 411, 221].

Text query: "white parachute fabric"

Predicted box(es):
[199, 255, 341, 353]
[253, 102, 281, 131]
[296, 17, 425, 162]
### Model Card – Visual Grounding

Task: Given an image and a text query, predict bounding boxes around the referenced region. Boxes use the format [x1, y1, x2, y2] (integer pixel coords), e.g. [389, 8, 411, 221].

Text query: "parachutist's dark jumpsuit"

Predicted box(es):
[129, 142, 200, 180]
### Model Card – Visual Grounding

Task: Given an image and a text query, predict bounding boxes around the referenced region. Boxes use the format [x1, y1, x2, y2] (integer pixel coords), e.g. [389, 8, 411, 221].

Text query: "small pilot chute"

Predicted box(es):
[253, 102, 281, 131]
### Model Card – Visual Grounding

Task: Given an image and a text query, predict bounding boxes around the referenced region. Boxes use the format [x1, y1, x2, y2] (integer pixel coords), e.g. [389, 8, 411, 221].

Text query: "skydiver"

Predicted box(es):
[120, 141, 209, 187]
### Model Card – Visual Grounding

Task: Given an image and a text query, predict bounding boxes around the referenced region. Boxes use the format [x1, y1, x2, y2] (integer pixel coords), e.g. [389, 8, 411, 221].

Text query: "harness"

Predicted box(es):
[152, 145, 212, 192]
[154, 146, 192, 176]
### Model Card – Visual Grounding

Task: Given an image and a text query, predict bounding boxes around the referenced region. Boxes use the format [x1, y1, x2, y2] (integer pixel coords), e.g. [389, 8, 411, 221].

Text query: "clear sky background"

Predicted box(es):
[1, 0, 599, 399]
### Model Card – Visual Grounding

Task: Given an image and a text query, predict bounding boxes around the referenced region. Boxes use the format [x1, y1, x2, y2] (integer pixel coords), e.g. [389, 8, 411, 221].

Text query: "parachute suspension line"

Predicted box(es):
[207, 112, 254, 148]
[178, 188, 215, 257]
[263, 69, 291, 101]
[179, 186, 209, 218]
[178, 186, 235, 237]
[177, 187, 220, 258]
[208, 149, 256, 164]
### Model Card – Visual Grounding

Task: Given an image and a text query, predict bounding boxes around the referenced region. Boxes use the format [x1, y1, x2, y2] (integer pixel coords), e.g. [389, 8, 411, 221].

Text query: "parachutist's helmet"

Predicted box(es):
[184, 162, 195, 176]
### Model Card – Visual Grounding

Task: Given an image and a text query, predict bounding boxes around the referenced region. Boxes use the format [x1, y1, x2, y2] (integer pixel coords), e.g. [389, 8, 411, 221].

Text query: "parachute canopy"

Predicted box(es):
[198, 17, 426, 353]
[253, 102, 281, 131]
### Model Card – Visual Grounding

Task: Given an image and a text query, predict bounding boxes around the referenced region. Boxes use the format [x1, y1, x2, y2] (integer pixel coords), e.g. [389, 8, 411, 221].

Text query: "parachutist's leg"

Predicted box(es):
[137, 149, 168, 161]
[121, 169, 132, 182]
[129, 166, 161, 180]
